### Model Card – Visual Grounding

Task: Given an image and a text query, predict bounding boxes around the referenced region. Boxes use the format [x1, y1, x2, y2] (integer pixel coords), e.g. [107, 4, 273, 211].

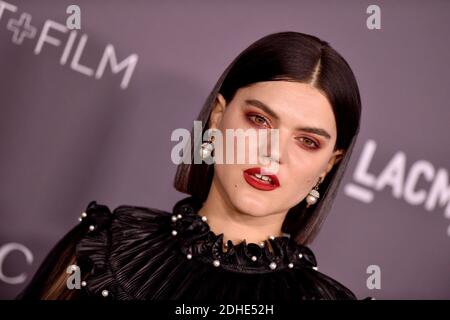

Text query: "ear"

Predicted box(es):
[318, 149, 345, 182]
[209, 93, 227, 129]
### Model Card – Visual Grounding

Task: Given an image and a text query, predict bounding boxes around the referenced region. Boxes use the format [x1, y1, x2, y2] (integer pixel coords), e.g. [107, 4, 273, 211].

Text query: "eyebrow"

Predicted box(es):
[244, 99, 332, 140]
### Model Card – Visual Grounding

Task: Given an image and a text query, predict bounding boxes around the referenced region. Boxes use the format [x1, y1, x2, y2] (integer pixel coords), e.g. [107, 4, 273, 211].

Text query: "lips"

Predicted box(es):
[243, 167, 280, 191]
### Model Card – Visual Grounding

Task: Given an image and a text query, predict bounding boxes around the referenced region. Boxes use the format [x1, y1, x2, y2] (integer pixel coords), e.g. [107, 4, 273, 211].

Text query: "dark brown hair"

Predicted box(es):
[174, 31, 361, 246]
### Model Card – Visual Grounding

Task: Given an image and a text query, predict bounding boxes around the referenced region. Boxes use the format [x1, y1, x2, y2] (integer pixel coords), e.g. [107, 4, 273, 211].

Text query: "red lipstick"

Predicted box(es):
[243, 167, 280, 191]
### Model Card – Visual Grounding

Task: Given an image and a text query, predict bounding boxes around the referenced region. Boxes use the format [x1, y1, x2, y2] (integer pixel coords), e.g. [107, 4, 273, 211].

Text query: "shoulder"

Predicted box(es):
[77, 199, 173, 245]
[304, 268, 357, 300]
[273, 238, 357, 300]
[16, 200, 170, 300]
[74, 200, 172, 299]
[288, 247, 357, 300]
[77, 200, 172, 231]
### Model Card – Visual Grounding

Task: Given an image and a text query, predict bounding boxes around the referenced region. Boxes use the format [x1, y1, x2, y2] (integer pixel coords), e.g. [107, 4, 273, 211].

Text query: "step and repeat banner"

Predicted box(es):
[0, 0, 449, 299]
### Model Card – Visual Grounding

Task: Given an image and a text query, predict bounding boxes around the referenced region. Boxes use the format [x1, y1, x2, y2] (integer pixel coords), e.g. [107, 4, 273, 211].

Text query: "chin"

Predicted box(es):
[226, 185, 279, 217]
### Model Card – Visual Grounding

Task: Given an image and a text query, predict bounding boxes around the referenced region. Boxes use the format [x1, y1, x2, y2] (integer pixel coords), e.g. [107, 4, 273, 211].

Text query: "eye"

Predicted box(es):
[246, 113, 270, 127]
[296, 137, 320, 149]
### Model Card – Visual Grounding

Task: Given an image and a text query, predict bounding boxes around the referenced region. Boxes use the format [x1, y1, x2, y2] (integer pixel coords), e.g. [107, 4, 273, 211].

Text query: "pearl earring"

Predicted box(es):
[200, 135, 215, 162]
[306, 177, 322, 208]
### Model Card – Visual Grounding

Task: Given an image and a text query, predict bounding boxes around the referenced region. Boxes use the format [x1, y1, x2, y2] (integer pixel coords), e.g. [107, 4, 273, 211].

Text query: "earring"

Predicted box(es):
[306, 177, 322, 208]
[200, 135, 215, 162]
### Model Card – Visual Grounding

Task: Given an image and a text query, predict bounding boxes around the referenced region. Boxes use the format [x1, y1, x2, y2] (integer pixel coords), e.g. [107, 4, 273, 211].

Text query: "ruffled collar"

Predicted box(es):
[170, 196, 318, 274]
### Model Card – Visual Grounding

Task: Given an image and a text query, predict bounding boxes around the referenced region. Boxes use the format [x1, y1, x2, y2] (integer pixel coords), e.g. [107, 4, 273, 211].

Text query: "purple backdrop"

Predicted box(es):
[1, 0, 449, 299]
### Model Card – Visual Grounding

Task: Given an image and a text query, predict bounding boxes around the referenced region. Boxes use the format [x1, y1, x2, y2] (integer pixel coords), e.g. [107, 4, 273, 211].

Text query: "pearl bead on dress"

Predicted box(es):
[102, 290, 109, 297]
[172, 205, 300, 272]
[79, 211, 87, 222]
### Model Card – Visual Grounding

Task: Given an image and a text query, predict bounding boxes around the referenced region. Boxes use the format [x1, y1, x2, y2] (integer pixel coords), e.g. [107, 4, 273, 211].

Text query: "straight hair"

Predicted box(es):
[174, 31, 361, 246]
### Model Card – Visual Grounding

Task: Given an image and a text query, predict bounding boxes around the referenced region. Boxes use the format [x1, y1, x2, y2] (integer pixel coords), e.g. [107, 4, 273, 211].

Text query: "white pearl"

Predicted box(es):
[213, 260, 220, 267]
[201, 216, 208, 222]
[298, 253, 303, 259]
[171, 215, 177, 222]
[78, 217, 83, 222]
[269, 262, 277, 270]
[81, 281, 87, 287]
[171, 230, 177, 236]
[177, 214, 182, 219]
[101, 290, 109, 297]
[89, 225, 95, 231]
[186, 253, 192, 259]
[81, 212, 87, 218]
[259, 242, 265, 247]
[306, 195, 317, 205]
[200, 143, 214, 159]
[312, 266, 318, 271]
[251, 256, 257, 261]
[269, 235, 275, 240]
[288, 263, 294, 268]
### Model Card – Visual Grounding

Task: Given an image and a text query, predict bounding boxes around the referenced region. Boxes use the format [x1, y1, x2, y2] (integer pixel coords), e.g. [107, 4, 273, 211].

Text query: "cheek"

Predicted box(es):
[217, 111, 256, 163]
[282, 157, 328, 195]
[213, 163, 254, 211]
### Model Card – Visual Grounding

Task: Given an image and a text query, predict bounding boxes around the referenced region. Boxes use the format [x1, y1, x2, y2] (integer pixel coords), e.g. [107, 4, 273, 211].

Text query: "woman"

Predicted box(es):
[17, 31, 362, 300]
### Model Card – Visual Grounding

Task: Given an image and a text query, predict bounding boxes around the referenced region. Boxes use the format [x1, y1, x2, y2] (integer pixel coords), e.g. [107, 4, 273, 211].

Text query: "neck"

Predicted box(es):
[197, 176, 287, 246]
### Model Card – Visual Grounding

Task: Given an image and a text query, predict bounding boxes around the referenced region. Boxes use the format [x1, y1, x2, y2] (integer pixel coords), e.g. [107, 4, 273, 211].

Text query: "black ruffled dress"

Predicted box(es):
[17, 196, 359, 300]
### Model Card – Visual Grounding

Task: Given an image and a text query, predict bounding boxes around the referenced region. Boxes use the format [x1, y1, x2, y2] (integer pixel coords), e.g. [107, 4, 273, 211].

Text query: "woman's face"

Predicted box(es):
[209, 80, 344, 217]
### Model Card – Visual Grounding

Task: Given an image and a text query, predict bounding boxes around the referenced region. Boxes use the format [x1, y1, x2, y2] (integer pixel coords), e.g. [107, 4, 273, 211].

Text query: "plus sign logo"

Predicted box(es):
[0, 0, 139, 90]
[6, 12, 36, 44]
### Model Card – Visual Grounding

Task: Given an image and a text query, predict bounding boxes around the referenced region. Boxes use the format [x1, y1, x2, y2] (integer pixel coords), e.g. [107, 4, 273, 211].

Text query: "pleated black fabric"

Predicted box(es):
[70, 196, 358, 300]
[16, 196, 363, 300]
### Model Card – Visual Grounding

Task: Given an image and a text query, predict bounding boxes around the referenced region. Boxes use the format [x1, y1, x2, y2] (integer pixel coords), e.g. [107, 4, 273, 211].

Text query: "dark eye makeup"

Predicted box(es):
[244, 111, 321, 150]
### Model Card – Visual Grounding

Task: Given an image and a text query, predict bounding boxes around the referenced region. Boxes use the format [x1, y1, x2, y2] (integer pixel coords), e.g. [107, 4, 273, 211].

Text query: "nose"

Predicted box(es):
[258, 128, 285, 173]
